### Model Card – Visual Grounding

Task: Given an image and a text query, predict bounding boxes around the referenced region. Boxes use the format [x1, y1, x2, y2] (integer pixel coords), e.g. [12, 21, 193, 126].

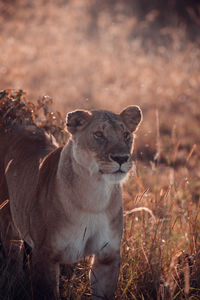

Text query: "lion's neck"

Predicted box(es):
[56, 141, 116, 213]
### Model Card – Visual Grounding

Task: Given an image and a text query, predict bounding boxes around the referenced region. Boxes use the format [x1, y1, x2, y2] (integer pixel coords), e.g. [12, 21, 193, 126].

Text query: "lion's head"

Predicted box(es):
[66, 106, 142, 182]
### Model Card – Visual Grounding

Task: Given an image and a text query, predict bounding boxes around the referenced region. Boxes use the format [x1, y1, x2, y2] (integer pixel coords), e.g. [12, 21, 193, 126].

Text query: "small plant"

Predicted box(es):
[0, 89, 68, 144]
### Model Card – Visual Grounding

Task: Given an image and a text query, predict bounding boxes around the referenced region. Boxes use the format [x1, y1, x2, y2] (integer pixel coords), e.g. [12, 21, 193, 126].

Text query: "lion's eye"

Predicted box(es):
[93, 131, 105, 139]
[124, 132, 131, 141]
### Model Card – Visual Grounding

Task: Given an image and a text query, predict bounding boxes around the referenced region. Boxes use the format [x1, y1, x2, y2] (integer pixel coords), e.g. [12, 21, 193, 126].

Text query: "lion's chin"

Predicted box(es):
[102, 171, 128, 183]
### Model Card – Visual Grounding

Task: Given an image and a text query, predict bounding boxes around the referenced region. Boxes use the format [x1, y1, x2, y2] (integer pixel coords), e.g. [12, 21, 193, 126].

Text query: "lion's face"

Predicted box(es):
[66, 106, 142, 182]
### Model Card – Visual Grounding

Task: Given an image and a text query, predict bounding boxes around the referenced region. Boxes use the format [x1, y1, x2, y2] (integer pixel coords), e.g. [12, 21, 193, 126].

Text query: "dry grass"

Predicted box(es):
[0, 0, 200, 299]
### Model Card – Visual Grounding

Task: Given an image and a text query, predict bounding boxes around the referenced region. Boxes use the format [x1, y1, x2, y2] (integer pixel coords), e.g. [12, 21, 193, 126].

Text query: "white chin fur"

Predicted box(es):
[102, 172, 128, 183]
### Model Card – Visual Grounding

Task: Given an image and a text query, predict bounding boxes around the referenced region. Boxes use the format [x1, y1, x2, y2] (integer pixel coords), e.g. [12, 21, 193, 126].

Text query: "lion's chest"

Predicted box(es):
[53, 213, 112, 264]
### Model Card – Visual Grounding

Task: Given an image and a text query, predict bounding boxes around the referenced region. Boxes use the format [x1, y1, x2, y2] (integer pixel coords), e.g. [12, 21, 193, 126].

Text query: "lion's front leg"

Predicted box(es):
[90, 250, 121, 300]
[31, 250, 60, 300]
[0, 203, 24, 295]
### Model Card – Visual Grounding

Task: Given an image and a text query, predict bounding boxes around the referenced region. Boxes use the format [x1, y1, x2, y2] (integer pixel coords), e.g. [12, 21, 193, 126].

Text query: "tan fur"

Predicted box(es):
[0, 106, 142, 300]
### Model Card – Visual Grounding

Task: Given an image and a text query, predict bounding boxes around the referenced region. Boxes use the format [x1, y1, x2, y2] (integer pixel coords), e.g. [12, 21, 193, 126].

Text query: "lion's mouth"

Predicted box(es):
[113, 169, 126, 174]
[99, 169, 126, 175]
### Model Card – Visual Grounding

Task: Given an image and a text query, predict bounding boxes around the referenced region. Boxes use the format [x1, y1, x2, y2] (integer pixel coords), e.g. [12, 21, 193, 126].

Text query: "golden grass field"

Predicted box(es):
[0, 0, 200, 299]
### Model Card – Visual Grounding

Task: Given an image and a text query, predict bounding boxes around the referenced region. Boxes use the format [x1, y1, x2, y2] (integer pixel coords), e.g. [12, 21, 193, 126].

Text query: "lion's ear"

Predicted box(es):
[120, 105, 142, 132]
[66, 110, 92, 134]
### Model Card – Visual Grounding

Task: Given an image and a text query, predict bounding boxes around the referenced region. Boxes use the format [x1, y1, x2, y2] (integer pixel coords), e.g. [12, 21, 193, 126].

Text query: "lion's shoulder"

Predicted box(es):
[37, 146, 63, 197]
[39, 147, 63, 179]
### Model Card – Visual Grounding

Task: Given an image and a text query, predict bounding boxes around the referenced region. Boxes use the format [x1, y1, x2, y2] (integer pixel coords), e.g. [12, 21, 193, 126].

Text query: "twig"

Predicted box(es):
[124, 206, 156, 223]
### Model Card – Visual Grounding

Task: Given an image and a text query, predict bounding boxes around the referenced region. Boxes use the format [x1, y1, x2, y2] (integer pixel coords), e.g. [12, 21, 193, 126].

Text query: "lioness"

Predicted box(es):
[0, 105, 142, 300]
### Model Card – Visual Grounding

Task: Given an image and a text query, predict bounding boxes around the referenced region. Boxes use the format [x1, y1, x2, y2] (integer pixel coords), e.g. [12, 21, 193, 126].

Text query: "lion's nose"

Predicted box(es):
[109, 154, 130, 165]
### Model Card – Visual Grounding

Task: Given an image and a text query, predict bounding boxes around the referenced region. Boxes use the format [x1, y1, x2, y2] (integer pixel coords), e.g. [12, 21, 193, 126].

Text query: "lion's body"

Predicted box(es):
[0, 126, 56, 242]
[0, 106, 142, 300]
